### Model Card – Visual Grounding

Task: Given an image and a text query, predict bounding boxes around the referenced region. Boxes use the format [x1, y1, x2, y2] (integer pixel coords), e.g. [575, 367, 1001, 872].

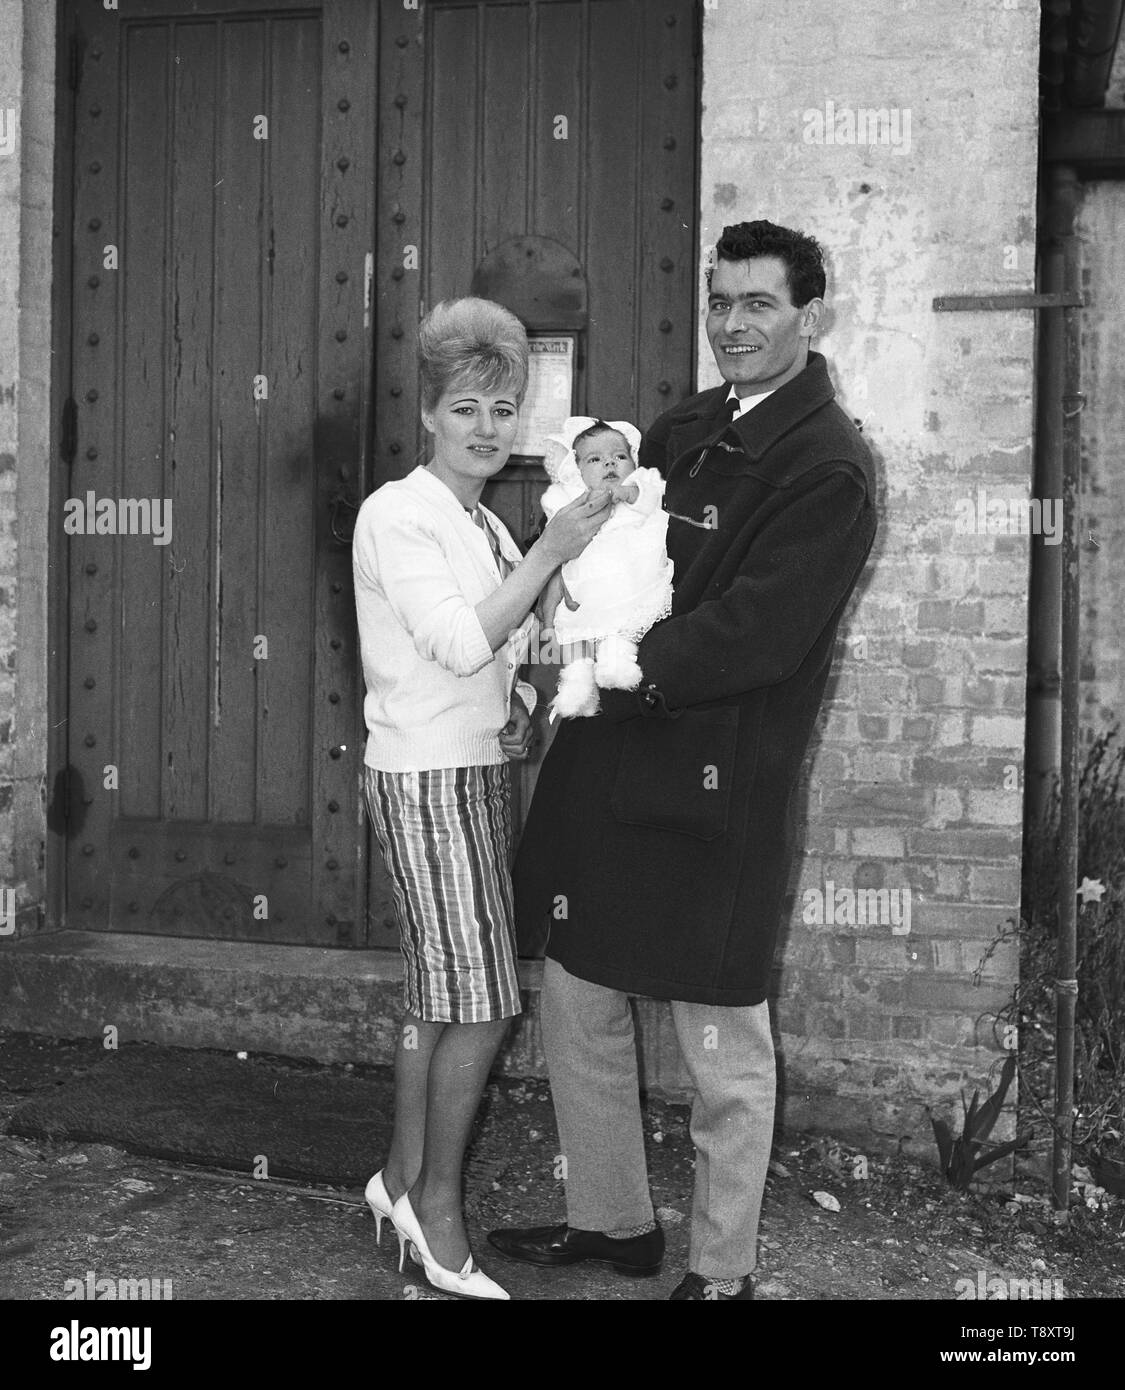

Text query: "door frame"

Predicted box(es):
[46, 1, 78, 935]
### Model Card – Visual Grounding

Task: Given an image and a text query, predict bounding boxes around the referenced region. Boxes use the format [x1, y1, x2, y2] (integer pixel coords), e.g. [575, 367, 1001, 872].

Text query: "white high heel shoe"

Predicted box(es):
[364, 1170, 396, 1246]
[391, 1193, 510, 1301]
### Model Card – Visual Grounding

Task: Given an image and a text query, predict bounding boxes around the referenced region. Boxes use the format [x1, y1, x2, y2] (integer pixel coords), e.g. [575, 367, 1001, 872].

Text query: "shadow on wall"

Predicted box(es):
[770, 428, 887, 1130]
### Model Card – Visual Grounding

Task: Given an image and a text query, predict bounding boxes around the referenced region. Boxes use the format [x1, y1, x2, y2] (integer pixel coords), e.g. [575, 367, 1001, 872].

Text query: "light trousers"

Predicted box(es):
[540, 956, 776, 1278]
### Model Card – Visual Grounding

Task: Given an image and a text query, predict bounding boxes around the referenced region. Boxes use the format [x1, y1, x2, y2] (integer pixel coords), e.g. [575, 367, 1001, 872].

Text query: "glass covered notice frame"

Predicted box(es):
[511, 333, 577, 460]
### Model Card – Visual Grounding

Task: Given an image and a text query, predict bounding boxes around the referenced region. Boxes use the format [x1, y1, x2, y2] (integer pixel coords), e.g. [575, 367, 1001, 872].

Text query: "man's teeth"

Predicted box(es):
[725, 346, 759, 353]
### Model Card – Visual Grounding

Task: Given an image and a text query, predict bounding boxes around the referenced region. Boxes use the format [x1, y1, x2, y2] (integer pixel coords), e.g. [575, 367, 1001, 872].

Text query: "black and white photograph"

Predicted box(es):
[0, 0, 1123, 1353]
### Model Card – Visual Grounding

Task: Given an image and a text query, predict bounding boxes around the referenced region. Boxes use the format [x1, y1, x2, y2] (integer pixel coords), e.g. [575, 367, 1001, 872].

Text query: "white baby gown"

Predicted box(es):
[540, 418, 674, 716]
[542, 465, 674, 644]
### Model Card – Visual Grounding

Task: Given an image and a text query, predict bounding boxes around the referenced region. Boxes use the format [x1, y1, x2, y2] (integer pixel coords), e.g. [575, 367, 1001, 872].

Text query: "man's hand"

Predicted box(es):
[499, 690, 534, 760]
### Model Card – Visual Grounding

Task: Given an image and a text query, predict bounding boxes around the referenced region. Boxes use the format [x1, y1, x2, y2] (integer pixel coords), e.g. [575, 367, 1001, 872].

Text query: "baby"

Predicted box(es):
[540, 416, 674, 719]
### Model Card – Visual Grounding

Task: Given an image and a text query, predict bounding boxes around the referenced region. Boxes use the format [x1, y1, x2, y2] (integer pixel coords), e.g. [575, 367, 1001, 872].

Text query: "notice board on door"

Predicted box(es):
[511, 332, 578, 460]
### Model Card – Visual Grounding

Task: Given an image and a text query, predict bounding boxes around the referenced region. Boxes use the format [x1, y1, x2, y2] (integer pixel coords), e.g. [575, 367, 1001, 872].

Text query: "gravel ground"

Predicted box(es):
[1, 1031, 1122, 1306]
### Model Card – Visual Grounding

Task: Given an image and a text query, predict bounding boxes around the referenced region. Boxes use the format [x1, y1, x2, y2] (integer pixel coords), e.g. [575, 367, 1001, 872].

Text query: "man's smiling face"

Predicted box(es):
[706, 255, 822, 397]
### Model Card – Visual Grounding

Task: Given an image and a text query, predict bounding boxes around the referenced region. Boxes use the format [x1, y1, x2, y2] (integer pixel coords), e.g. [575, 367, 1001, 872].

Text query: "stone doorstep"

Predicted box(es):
[0, 932, 949, 1157]
[0, 930, 694, 1098]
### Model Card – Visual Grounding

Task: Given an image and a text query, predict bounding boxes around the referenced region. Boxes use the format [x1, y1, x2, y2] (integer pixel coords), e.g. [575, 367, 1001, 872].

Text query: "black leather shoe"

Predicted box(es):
[669, 1271, 754, 1300]
[487, 1222, 664, 1276]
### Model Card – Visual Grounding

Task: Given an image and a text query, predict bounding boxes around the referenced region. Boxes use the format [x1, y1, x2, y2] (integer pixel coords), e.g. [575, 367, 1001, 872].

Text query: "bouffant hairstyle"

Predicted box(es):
[706, 220, 826, 307]
[418, 297, 529, 413]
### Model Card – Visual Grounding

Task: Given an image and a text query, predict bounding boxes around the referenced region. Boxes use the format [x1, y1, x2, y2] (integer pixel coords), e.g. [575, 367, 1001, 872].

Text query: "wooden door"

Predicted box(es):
[369, 0, 700, 946]
[60, 0, 374, 946]
[375, 0, 699, 485]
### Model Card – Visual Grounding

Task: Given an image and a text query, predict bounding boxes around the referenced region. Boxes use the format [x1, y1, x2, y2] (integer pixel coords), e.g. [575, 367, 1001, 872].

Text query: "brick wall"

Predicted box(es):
[1076, 44, 1125, 744]
[700, 0, 1040, 1151]
[0, 0, 55, 940]
[0, 5, 20, 917]
[1077, 185, 1125, 741]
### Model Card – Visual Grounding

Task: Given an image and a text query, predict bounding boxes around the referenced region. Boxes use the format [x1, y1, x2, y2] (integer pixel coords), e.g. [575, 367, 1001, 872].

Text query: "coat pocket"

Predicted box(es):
[610, 705, 739, 841]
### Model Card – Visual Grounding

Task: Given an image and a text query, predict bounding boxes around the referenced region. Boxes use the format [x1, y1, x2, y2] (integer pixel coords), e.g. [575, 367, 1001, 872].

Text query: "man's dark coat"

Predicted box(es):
[514, 351, 878, 1006]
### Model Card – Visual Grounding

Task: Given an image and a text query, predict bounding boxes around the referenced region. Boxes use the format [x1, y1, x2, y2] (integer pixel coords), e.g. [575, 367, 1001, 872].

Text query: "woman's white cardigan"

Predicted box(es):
[352, 464, 538, 773]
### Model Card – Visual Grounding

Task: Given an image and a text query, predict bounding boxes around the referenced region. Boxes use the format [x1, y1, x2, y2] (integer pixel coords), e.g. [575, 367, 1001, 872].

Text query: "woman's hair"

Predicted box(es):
[418, 297, 529, 412]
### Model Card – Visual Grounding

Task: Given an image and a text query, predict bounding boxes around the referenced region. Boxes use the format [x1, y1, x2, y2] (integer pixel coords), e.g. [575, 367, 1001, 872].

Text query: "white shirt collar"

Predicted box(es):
[726, 385, 776, 418]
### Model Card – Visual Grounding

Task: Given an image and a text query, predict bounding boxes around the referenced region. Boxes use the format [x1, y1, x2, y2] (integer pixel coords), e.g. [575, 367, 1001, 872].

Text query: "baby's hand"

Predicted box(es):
[610, 480, 640, 505]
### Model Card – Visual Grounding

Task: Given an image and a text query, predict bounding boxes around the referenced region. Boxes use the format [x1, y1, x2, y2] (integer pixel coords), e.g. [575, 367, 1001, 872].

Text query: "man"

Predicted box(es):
[489, 221, 878, 1299]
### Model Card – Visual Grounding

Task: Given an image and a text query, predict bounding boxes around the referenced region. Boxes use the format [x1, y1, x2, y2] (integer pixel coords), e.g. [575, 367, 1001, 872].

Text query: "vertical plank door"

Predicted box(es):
[61, 0, 375, 946]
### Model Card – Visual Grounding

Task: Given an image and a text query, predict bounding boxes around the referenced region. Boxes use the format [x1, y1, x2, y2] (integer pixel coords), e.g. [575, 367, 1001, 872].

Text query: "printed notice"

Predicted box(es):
[512, 335, 576, 458]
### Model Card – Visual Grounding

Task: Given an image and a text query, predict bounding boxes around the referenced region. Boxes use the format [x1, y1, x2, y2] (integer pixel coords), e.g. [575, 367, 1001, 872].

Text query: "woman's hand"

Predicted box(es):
[474, 490, 610, 653]
[536, 488, 612, 566]
[499, 691, 533, 760]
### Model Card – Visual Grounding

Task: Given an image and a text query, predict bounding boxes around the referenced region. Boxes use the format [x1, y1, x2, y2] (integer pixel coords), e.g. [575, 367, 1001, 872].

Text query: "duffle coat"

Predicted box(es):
[513, 352, 878, 1005]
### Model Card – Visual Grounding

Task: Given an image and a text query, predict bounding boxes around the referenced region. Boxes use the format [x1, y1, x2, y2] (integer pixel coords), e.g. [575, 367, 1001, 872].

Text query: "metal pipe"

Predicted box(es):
[1052, 205, 1085, 1214]
[1041, 0, 1074, 114]
[1065, 0, 1125, 107]
[1025, 168, 1073, 828]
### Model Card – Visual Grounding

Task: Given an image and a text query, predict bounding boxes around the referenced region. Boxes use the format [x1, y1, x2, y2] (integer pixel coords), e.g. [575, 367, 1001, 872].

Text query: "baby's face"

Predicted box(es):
[574, 430, 635, 490]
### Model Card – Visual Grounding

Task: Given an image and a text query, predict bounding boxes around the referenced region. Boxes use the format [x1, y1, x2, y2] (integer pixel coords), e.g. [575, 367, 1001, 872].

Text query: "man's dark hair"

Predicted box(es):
[706, 220, 826, 307]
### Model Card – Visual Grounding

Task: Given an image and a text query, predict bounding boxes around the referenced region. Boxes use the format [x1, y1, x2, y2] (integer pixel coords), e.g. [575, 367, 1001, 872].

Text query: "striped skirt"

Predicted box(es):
[363, 763, 522, 1023]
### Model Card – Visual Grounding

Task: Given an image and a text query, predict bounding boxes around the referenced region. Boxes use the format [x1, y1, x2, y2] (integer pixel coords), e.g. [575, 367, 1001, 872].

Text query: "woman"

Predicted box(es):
[351, 297, 609, 1300]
